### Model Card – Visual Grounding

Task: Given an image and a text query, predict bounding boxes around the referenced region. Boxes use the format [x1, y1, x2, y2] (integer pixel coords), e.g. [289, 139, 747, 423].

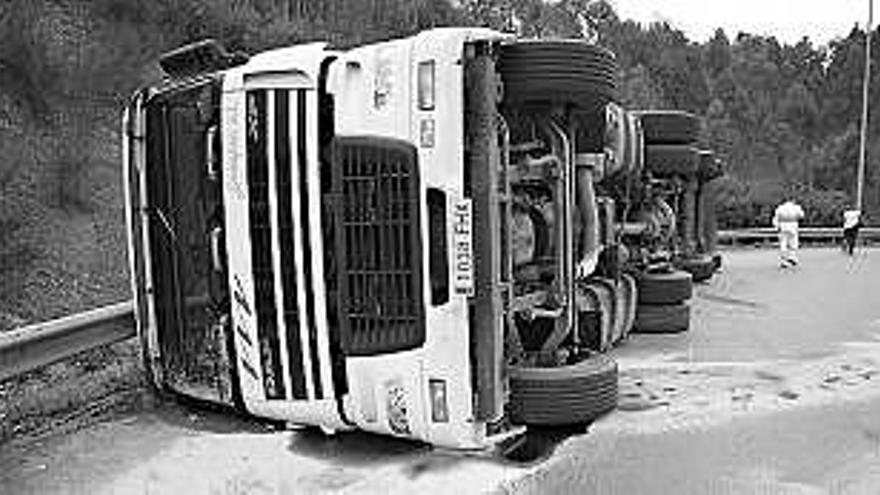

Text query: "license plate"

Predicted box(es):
[452, 198, 474, 296]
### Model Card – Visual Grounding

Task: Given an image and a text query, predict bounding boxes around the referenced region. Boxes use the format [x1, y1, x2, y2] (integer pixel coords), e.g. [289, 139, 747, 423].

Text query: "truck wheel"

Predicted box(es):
[499, 41, 618, 111]
[636, 110, 701, 145]
[676, 254, 716, 283]
[632, 303, 690, 334]
[644, 144, 700, 177]
[636, 269, 692, 305]
[509, 353, 618, 426]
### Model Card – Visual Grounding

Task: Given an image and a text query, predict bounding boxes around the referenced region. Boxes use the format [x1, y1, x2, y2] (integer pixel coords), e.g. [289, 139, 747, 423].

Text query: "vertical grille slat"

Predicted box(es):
[273, 89, 307, 400]
[330, 137, 425, 356]
[296, 89, 324, 400]
[245, 89, 285, 400]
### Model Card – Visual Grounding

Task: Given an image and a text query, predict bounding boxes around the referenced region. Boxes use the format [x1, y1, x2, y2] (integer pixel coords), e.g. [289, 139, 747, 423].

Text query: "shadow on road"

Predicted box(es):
[284, 422, 592, 474]
[497, 425, 588, 465]
[146, 392, 270, 434]
[287, 427, 430, 465]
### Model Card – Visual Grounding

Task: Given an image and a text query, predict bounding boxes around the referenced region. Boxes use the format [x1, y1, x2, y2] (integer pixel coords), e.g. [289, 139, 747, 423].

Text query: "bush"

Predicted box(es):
[716, 177, 851, 228]
[789, 185, 850, 226]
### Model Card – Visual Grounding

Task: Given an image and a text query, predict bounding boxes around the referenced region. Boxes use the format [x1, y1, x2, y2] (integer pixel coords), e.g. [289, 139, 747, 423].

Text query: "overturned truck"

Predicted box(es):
[123, 28, 719, 449]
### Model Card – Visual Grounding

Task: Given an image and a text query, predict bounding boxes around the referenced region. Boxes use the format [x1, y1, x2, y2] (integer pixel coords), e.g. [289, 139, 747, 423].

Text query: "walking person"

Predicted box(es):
[842, 208, 862, 256]
[772, 199, 805, 268]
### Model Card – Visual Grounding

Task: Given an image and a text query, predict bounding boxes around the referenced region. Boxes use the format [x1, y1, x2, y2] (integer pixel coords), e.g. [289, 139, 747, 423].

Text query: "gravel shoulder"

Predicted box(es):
[0, 340, 145, 444]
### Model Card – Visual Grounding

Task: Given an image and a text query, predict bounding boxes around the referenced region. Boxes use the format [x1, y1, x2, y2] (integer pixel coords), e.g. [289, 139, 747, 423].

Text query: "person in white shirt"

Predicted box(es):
[772, 199, 805, 267]
[842, 209, 862, 256]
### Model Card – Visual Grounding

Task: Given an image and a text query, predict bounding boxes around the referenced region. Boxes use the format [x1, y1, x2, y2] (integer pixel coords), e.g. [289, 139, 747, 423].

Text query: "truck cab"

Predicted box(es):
[124, 28, 637, 449]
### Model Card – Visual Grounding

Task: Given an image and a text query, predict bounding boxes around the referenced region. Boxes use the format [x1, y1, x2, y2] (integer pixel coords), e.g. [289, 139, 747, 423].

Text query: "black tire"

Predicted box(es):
[632, 303, 691, 334]
[636, 269, 693, 305]
[509, 353, 618, 426]
[636, 110, 701, 145]
[499, 41, 619, 111]
[644, 144, 700, 177]
[676, 254, 716, 283]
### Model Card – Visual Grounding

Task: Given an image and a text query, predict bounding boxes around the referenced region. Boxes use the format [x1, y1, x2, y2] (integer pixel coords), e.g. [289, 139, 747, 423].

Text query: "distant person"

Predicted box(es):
[842, 209, 862, 256]
[772, 199, 805, 268]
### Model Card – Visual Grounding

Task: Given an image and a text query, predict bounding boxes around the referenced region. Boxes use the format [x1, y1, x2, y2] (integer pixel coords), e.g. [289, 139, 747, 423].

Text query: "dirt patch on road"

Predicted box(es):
[609, 346, 880, 434]
[0, 340, 146, 445]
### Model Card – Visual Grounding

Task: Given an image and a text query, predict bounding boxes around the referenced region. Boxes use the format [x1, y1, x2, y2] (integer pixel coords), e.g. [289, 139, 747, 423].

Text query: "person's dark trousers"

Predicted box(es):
[843, 224, 861, 255]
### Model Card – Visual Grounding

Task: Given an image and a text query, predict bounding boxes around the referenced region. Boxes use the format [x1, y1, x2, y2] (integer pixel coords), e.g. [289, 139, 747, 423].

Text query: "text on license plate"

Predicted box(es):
[452, 198, 474, 296]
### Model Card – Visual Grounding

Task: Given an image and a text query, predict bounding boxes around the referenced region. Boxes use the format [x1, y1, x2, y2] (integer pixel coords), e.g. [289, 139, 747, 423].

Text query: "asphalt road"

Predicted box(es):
[3, 247, 880, 495]
[618, 246, 880, 363]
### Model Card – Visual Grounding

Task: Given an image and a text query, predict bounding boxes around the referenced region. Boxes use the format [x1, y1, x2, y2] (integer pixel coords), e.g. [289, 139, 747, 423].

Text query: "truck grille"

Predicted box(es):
[245, 88, 314, 400]
[329, 137, 425, 355]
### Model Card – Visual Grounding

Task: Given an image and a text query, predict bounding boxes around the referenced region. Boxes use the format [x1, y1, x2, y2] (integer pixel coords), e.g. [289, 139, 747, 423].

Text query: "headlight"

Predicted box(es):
[418, 60, 436, 111]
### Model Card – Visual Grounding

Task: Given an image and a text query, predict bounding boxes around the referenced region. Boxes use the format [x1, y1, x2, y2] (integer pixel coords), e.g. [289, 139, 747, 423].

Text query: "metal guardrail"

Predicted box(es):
[718, 227, 880, 244]
[0, 301, 135, 382]
[0, 225, 878, 382]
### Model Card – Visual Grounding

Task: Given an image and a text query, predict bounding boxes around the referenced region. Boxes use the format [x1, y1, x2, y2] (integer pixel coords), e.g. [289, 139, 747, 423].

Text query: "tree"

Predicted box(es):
[704, 28, 730, 77]
[620, 64, 665, 109]
[780, 81, 819, 138]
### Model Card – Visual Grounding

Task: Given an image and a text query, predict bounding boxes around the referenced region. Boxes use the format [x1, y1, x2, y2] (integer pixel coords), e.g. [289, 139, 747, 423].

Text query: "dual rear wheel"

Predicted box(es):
[500, 40, 621, 428]
[633, 269, 693, 334]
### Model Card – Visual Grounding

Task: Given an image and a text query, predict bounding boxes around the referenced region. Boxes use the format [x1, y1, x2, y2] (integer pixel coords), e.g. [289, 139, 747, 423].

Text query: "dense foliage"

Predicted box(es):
[0, 0, 877, 322]
[595, 19, 878, 228]
[2, 0, 877, 223]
